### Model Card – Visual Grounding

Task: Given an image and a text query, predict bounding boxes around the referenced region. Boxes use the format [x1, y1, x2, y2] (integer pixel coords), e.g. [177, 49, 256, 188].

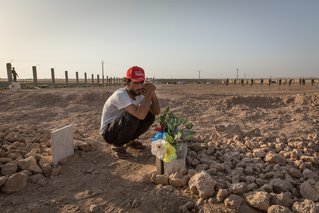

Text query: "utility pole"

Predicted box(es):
[236, 68, 239, 80]
[101, 60, 104, 84]
[198, 70, 201, 79]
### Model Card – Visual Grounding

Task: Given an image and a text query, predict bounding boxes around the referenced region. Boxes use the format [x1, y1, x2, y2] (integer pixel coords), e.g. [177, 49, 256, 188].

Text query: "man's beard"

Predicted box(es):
[127, 88, 143, 97]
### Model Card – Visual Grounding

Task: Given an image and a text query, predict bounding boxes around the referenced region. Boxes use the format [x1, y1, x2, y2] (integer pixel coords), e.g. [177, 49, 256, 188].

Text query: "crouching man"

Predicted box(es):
[100, 66, 160, 158]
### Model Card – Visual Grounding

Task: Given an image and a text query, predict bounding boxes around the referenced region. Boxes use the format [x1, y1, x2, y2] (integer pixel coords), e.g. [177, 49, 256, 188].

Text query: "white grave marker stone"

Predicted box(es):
[51, 125, 74, 166]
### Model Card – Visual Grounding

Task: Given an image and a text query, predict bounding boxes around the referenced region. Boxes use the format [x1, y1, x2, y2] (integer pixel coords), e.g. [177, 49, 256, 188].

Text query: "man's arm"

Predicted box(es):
[124, 84, 156, 120]
[149, 93, 160, 115]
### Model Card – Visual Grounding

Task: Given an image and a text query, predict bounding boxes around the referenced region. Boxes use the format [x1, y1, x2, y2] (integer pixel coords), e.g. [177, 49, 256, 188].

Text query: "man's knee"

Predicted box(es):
[143, 112, 155, 129]
[148, 113, 155, 124]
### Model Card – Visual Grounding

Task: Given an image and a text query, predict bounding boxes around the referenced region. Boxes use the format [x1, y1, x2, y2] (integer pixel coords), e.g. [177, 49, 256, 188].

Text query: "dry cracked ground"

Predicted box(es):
[0, 83, 319, 213]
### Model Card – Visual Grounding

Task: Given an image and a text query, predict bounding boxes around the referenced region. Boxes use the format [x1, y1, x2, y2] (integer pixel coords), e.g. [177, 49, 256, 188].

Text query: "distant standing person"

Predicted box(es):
[12, 67, 18, 82]
[225, 78, 229, 86]
[311, 79, 315, 86]
[100, 66, 160, 159]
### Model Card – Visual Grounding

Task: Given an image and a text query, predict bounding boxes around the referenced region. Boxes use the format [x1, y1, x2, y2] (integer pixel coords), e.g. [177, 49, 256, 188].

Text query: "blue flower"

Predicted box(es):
[150, 131, 166, 142]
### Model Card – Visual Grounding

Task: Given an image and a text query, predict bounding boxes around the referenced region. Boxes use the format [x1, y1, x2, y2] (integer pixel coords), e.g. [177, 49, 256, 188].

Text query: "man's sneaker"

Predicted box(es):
[111, 145, 129, 159]
[126, 140, 145, 150]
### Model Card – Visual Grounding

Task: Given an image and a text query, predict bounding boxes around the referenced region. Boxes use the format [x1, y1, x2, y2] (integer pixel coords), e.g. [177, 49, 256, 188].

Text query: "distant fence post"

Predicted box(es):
[6, 63, 12, 83]
[65, 71, 68, 84]
[106, 76, 109, 85]
[91, 74, 94, 84]
[97, 74, 100, 84]
[84, 72, 87, 83]
[102, 75, 105, 84]
[51, 68, 55, 87]
[76, 72, 79, 84]
[32, 66, 38, 85]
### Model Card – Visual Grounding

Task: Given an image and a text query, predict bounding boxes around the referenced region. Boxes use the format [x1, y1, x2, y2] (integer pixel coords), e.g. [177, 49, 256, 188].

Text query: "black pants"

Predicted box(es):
[102, 112, 155, 147]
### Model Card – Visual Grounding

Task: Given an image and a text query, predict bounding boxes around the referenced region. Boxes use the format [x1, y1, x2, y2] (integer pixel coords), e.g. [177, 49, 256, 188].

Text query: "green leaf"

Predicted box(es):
[174, 131, 182, 141]
[185, 122, 193, 129]
[165, 133, 173, 143]
[180, 118, 187, 124]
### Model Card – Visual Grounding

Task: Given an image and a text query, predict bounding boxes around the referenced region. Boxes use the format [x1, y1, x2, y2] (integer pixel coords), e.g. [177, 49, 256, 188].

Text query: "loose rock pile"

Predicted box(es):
[0, 125, 92, 194]
[152, 128, 319, 212]
[151, 94, 319, 212]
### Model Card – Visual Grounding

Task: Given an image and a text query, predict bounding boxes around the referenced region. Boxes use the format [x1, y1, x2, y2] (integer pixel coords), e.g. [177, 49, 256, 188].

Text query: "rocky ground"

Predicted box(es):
[0, 83, 318, 212]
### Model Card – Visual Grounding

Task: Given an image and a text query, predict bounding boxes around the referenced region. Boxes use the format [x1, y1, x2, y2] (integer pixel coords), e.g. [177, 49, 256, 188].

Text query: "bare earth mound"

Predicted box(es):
[0, 84, 318, 212]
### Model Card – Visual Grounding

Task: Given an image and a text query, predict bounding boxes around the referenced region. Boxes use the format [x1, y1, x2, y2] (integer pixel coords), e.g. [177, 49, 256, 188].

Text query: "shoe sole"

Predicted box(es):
[112, 151, 129, 159]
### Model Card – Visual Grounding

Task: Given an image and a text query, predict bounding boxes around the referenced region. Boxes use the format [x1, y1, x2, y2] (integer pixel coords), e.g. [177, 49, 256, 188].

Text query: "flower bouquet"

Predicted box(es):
[150, 107, 194, 163]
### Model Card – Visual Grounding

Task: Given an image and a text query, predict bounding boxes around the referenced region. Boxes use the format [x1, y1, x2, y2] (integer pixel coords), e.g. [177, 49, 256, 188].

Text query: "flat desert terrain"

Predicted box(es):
[0, 83, 319, 212]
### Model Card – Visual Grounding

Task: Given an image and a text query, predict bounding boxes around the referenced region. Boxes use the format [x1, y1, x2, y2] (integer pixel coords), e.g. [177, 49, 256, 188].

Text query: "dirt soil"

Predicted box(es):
[0, 83, 318, 213]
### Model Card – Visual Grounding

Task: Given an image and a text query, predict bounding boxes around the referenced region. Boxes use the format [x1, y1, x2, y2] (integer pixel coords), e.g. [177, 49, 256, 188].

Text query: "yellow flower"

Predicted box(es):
[163, 142, 177, 163]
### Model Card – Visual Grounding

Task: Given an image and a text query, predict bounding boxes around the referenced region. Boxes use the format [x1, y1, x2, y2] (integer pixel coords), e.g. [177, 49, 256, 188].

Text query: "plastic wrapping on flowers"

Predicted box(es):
[150, 107, 194, 163]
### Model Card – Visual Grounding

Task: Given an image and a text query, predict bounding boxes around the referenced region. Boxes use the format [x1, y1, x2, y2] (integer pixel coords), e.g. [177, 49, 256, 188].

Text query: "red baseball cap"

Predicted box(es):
[126, 66, 145, 82]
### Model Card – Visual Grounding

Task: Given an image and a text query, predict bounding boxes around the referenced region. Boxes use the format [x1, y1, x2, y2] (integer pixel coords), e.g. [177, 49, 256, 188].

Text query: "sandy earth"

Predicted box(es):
[0, 83, 318, 212]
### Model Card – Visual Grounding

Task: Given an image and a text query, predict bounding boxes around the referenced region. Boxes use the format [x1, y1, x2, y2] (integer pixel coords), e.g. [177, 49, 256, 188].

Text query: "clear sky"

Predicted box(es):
[1, 0, 318, 79]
